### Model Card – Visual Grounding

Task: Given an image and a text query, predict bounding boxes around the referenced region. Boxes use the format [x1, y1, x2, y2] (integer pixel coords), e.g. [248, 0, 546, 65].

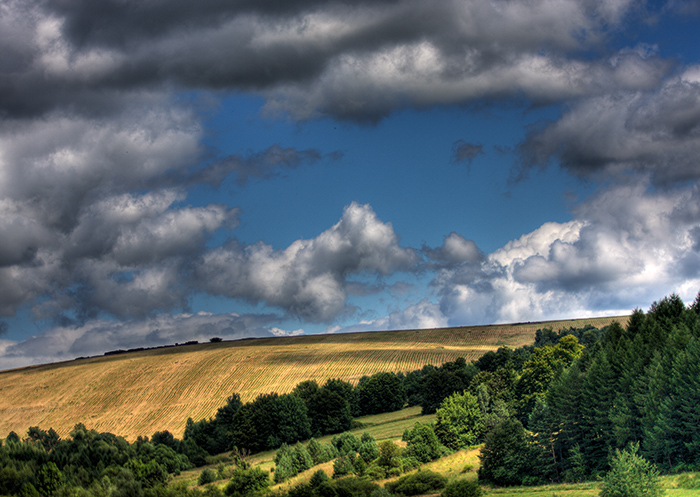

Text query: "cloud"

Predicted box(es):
[196, 145, 343, 187]
[429, 182, 700, 326]
[450, 140, 484, 166]
[1, 0, 671, 122]
[327, 299, 448, 333]
[194, 202, 417, 322]
[518, 66, 700, 185]
[423, 232, 484, 266]
[0, 312, 278, 370]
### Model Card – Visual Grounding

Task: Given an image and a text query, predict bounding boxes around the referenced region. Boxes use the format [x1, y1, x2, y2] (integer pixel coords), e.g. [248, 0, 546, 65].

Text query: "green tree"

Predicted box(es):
[600, 443, 663, 497]
[434, 391, 484, 450]
[403, 422, 443, 463]
[355, 372, 406, 415]
[478, 418, 530, 486]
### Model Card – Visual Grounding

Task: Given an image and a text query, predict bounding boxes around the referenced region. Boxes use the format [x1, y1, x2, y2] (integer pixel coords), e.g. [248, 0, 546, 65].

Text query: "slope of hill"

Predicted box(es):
[0, 316, 626, 440]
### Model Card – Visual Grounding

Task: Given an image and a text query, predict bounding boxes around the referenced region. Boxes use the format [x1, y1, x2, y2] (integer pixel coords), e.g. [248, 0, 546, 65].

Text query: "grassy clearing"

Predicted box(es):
[0, 316, 626, 440]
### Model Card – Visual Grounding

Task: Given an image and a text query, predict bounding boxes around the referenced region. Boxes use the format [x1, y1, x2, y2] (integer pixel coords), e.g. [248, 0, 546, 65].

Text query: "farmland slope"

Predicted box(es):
[0, 316, 626, 440]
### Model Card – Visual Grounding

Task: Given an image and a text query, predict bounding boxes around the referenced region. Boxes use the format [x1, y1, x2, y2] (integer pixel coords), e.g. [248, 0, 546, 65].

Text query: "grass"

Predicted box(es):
[0, 316, 626, 440]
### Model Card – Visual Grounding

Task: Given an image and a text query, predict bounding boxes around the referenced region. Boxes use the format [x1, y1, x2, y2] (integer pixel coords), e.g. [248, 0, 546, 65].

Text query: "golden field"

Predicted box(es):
[0, 316, 626, 441]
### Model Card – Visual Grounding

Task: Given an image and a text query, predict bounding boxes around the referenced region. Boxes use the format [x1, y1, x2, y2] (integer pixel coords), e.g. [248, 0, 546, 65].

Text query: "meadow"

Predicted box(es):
[0, 316, 625, 441]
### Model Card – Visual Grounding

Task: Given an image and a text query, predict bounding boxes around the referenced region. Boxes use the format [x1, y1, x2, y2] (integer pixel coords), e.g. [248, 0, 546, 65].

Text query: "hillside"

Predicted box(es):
[0, 316, 626, 440]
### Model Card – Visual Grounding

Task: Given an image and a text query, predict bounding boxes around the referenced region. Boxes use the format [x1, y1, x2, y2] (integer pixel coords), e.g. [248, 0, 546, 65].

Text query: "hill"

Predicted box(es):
[0, 316, 626, 441]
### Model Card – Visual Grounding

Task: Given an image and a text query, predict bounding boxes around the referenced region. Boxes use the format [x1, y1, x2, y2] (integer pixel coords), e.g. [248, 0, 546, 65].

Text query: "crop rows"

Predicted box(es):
[0, 316, 627, 440]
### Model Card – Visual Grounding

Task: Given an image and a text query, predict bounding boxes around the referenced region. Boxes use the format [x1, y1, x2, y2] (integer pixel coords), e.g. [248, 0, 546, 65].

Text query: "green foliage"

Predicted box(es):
[332, 454, 356, 478]
[230, 393, 311, 453]
[307, 438, 338, 466]
[309, 469, 329, 488]
[36, 462, 64, 496]
[332, 477, 380, 497]
[355, 372, 406, 415]
[358, 440, 380, 464]
[440, 479, 482, 497]
[376, 441, 402, 470]
[434, 391, 484, 450]
[385, 470, 447, 496]
[600, 443, 663, 497]
[198, 468, 217, 486]
[402, 422, 444, 463]
[478, 418, 531, 486]
[224, 466, 269, 497]
[331, 432, 360, 455]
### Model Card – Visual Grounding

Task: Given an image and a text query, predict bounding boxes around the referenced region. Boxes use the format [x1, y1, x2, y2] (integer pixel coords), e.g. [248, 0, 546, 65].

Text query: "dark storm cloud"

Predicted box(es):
[517, 68, 700, 185]
[0, 0, 671, 121]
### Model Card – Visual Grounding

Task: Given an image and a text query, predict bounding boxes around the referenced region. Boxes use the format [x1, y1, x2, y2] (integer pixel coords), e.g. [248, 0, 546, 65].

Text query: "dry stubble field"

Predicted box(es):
[0, 316, 626, 440]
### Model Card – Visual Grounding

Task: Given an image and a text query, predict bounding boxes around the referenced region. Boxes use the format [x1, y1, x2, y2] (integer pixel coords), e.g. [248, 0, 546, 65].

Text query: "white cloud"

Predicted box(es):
[195, 202, 417, 322]
[328, 299, 448, 333]
[431, 183, 700, 326]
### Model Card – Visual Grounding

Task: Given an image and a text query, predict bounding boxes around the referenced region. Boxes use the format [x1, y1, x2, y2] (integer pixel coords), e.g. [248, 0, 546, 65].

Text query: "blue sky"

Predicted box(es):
[1, 0, 700, 369]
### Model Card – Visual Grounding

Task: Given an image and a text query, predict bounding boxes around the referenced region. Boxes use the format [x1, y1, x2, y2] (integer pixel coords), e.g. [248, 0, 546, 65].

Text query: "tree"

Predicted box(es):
[434, 391, 484, 450]
[600, 443, 663, 497]
[418, 369, 467, 415]
[478, 418, 530, 486]
[355, 372, 406, 415]
[402, 422, 443, 463]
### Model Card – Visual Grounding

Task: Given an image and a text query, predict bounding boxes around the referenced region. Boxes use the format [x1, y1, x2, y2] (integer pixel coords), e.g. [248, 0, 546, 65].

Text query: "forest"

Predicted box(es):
[2, 292, 699, 497]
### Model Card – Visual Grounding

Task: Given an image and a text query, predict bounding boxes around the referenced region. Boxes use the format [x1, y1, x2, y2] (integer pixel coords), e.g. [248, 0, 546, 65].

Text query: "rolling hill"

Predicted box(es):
[0, 316, 626, 441]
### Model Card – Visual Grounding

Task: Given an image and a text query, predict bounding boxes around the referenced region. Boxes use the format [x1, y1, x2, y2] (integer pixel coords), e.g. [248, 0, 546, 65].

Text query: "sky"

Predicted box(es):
[1, 0, 700, 370]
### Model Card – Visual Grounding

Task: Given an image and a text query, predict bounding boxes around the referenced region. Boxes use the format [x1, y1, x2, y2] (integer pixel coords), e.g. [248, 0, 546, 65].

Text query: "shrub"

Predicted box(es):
[600, 443, 663, 497]
[309, 470, 329, 488]
[441, 479, 482, 497]
[385, 470, 447, 496]
[224, 467, 269, 497]
[198, 468, 216, 486]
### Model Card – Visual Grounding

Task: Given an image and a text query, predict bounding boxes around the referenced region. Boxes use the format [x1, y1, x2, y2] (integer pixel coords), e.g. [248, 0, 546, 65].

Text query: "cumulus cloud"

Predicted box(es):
[194, 202, 417, 322]
[518, 67, 700, 185]
[423, 232, 484, 266]
[430, 183, 700, 326]
[0, 312, 278, 370]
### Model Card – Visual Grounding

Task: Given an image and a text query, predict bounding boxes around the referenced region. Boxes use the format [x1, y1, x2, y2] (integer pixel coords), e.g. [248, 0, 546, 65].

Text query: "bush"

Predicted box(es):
[385, 470, 447, 496]
[332, 454, 356, 478]
[309, 470, 329, 488]
[224, 467, 269, 497]
[441, 479, 482, 497]
[198, 468, 217, 486]
[333, 477, 380, 497]
[600, 443, 663, 497]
